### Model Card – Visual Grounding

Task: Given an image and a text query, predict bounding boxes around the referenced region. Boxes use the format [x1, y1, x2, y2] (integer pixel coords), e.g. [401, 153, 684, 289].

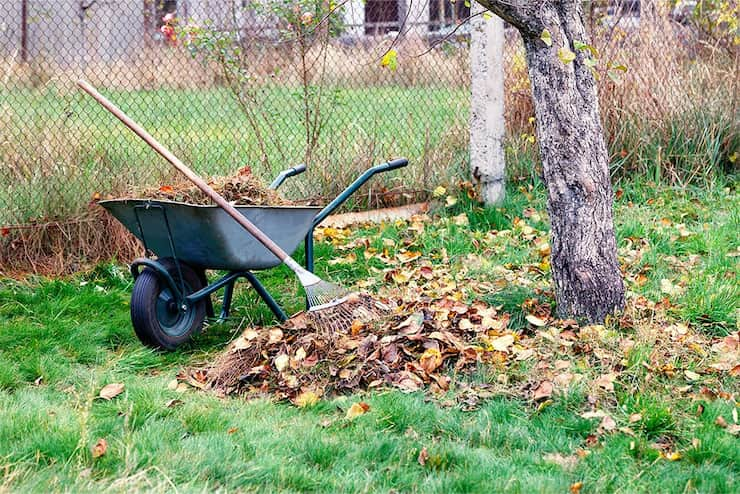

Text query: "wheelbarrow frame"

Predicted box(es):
[125, 159, 407, 324]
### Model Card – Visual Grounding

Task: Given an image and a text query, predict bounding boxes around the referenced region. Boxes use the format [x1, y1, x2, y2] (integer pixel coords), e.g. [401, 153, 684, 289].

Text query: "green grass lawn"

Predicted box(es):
[0, 181, 738, 493]
[0, 85, 468, 225]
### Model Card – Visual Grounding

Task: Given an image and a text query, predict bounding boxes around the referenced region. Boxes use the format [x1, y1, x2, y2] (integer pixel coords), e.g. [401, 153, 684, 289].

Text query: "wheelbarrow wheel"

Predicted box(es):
[130, 258, 206, 350]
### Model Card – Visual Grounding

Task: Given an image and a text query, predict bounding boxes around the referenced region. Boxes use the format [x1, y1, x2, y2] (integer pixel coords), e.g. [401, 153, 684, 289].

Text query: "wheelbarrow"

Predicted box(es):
[100, 158, 408, 350]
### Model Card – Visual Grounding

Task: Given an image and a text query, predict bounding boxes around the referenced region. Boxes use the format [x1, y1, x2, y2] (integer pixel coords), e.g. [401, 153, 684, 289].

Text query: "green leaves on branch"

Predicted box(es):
[542, 28, 628, 83]
[540, 29, 553, 47]
[380, 49, 398, 72]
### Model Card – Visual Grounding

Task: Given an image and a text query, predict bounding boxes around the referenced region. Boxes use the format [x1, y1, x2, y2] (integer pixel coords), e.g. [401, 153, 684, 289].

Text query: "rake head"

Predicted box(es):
[306, 282, 390, 333]
[290, 262, 389, 332]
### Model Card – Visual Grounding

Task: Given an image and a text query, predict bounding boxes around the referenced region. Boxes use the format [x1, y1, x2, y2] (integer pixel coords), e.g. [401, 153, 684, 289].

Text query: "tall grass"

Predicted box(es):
[504, 11, 738, 186]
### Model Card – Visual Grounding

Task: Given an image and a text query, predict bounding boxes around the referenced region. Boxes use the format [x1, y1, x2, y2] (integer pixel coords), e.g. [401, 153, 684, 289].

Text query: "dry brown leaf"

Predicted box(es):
[99, 383, 124, 400]
[600, 415, 617, 431]
[418, 446, 429, 466]
[594, 373, 618, 393]
[91, 438, 107, 458]
[533, 381, 553, 401]
[419, 348, 443, 374]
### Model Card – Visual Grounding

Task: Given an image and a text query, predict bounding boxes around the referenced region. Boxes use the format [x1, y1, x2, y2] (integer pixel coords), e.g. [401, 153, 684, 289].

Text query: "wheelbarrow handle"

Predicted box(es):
[269, 163, 307, 190]
[375, 158, 408, 172]
[311, 157, 409, 229]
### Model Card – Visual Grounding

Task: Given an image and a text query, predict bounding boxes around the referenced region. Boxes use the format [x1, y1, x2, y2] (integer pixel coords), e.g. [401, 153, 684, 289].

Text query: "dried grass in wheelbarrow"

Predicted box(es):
[131, 166, 290, 206]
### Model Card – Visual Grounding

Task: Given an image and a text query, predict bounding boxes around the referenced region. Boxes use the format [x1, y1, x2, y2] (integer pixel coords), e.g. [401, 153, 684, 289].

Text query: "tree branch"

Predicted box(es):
[473, 0, 545, 38]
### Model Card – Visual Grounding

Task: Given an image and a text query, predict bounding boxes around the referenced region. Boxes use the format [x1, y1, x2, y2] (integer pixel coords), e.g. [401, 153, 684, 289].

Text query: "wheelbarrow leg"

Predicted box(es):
[219, 280, 236, 321]
[243, 272, 288, 322]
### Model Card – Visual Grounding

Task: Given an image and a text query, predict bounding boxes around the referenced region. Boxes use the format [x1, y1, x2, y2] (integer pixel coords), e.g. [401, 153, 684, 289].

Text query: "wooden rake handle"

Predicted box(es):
[77, 79, 290, 263]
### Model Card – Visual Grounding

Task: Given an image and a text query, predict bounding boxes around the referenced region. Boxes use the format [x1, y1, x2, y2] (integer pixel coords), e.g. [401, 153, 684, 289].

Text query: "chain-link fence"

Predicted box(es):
[1, 0, 736, 272]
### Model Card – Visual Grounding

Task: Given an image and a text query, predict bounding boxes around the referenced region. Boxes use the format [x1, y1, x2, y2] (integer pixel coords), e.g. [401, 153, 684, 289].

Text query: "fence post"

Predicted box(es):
[469, 5, 506, 205]
[20, 0, 28, 63]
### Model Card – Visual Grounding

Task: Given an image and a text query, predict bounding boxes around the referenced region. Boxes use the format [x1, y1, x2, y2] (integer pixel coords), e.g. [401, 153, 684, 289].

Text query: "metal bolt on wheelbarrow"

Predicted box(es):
[100, 158, 408, 350]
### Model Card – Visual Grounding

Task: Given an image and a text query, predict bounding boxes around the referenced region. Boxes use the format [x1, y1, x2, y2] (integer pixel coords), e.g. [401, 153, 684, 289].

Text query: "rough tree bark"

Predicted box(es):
[470, 3, 506, 205]
[474, 0, 625, 322]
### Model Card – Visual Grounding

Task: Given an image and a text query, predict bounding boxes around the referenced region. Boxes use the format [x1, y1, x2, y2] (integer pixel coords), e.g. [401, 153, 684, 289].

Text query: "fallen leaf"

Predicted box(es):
[594, 373, 618, 393]
[99, 383, 124, 400]
[268, 328, 284, 344]
[715, 416, 728, 428]
[526, 314, 547, 327]
[533, 381, 553, 401]
[419, 348, 443, 374]
[684, 370, 701, 381]
[629, 413, 642, 423]
[490, 334, 515, 352]
[663, 451, 681, 461]
[600, 415, 617, 431]
[292, 390, 318, 407]
[274, 354, 290, 372]
[418, 446, 429, 466]
[570, 481, 584, 494]
[91, 438, 107, 458]
[232, 337, 252, 350]
[346, 401, 370, 419]
[165, 399, 183, 408]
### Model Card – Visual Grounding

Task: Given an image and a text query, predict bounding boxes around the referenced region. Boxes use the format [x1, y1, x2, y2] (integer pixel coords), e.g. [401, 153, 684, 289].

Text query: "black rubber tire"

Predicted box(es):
[130, 258, 206, 351]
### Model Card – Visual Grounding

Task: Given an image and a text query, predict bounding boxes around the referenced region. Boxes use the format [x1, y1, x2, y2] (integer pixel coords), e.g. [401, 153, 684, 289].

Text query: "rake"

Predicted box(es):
[77, 79, 389, 332]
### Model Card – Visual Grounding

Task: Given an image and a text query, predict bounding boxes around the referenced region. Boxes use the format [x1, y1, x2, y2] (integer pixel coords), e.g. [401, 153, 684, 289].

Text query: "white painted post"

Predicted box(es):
[469, 4, 506, 205]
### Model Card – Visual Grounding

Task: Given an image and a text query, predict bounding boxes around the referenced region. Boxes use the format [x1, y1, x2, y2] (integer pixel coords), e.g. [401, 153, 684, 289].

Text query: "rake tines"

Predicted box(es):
[307, 290, 391, 333]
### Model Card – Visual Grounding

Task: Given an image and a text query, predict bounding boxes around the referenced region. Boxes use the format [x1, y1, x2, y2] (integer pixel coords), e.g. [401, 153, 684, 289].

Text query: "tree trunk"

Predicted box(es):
[470, 4, 506, 205]
[476, 0, 625, 322]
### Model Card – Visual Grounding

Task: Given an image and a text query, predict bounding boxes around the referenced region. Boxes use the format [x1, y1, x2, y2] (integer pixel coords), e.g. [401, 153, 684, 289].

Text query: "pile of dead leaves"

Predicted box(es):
[203, 295, 523, 404]
[124, 166, 291, 206]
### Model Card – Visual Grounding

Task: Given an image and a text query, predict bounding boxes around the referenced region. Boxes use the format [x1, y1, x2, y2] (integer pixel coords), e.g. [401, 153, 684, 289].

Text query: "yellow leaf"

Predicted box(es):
[541, 28, 553, 46]
[380, 49, 398, 71]
[433, 186, 446, 198]
[391, 270, 412, 284]
[491, 334, 515, 352]
[663, 451, 682, 461]
[445, 195, 458, 207]
[346, 401, 370, 419]
[396, 251, 422, 264]
[293, 390, 320, 408]
[419, 348, 443, 374]
[558, 47, 576, 64]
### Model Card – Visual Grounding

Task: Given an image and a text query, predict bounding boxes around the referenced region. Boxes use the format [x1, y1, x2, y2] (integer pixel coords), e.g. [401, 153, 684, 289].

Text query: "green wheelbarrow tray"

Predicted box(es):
[100, 199, 320, 271]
